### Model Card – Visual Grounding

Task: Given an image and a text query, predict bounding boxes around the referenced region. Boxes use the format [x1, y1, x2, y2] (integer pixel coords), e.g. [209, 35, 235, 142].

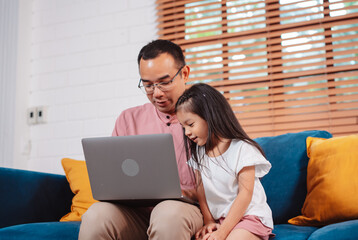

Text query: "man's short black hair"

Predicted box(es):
[137, 39, 186, 68]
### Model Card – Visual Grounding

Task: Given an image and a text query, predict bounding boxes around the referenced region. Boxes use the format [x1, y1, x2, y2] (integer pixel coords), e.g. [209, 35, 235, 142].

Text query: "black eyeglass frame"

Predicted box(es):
[137, 66, 184, 94]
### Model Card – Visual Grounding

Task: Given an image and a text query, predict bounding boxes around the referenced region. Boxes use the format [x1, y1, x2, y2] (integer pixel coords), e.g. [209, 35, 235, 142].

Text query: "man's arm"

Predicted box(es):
[112, 113, 128, 136]
[181, 188, 198, 202]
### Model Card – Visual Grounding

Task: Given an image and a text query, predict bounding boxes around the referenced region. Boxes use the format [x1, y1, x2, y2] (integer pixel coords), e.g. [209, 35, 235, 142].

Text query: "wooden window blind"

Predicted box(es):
[156, 0, 358, 138]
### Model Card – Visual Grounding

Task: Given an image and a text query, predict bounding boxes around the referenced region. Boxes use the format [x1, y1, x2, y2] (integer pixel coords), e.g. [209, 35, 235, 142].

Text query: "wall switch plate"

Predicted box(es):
[27, 106, 48, 125]
[27, 107, 37, 125]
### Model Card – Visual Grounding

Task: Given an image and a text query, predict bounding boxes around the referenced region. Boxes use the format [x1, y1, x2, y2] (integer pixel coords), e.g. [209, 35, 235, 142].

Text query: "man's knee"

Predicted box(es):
[151, 200, 185, 222]
[80, 202, 149, 240]
[79, 202, 116, 240]
[80, 202, 130, 238]
[82, 202, 116, 223]
[148, 200, 203, 239]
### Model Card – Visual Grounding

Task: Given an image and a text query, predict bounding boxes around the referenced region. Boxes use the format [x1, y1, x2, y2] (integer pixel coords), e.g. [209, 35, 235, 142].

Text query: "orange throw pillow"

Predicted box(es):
[288, 135, 358, 226]
[60, 158, 98, 222]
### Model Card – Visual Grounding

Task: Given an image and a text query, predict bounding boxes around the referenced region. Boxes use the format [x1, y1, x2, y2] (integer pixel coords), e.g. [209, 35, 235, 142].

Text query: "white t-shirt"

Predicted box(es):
[189, 139, 273, 229]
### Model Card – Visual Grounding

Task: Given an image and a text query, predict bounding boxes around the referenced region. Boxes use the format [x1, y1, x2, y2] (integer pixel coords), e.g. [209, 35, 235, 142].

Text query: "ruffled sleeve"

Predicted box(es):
[234, 141, 271, 178]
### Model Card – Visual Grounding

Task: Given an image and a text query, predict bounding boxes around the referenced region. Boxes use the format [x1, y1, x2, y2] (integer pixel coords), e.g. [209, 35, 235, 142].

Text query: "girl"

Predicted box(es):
[175, 83, 274, 240]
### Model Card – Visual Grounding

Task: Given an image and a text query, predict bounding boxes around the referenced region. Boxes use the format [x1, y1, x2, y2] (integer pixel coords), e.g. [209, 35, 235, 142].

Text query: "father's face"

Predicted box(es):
[139, 53, 189, 115]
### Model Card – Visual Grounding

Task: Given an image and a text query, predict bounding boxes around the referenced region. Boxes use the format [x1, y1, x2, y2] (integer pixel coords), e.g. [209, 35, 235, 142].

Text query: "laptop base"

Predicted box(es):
[103, 197, 198, 207]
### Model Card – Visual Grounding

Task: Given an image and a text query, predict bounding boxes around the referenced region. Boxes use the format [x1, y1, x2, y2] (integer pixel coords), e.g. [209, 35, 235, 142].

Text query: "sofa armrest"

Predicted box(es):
[0, 167, 74, 228]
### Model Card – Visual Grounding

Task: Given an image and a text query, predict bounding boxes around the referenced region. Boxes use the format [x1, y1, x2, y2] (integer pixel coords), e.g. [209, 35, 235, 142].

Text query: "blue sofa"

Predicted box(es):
[1, 130, 357, 239]
[0, 167, 80, 239]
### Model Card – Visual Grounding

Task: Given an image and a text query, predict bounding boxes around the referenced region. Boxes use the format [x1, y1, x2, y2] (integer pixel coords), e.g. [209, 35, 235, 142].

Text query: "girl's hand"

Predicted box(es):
[202, 229, 227, 240]
[195, 222, 220, 239]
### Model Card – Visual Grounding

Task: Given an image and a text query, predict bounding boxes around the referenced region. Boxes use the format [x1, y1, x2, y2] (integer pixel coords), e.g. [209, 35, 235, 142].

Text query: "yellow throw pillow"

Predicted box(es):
[60, 158, 98, 222]
[288, 134, 358, 226]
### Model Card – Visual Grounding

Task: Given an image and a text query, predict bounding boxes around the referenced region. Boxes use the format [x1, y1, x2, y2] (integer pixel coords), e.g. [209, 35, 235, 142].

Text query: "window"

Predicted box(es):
[156, 0, 358, 137]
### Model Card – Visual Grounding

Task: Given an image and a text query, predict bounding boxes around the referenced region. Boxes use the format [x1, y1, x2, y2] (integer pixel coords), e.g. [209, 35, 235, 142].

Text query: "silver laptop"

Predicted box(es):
[82, 133, 197, 207]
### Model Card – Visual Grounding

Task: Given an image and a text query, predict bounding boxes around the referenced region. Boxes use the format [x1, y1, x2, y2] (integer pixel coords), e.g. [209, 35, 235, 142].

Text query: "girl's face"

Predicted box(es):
[176, 108, 208, 146]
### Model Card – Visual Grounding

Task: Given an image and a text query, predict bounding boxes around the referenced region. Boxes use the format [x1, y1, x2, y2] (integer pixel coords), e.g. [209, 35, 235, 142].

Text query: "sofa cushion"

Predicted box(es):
[0, 221, 80, 240]
[0, 167, 74, 228]
[254, 130, 332, 224]
[307, 219, 358, 240]
[61, 158, 98, 222]
[272, 224, 318, 240]
[289, 135, 358, 226]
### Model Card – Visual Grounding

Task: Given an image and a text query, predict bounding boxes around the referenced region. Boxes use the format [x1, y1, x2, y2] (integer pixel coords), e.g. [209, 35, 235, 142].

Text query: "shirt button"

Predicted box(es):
[166, 116, 170, 119]
[167, 123, 171, 126]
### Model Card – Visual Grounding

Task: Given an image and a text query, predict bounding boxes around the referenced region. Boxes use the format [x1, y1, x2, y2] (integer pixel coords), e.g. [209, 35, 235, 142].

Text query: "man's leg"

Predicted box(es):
[147, 200, 203, 240]
[79, 202, 150, 240]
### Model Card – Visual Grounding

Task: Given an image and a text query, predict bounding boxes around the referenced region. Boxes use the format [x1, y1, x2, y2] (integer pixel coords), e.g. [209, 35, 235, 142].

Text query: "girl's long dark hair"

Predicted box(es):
[175, 83, 265, 167]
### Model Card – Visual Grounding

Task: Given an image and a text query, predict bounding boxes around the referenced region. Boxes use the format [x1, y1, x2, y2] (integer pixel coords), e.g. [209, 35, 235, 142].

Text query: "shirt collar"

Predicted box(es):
[155, 108, 178, 124]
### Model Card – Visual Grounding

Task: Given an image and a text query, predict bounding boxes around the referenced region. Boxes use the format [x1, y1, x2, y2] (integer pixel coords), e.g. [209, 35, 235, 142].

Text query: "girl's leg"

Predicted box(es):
[226, 228, 262, 240]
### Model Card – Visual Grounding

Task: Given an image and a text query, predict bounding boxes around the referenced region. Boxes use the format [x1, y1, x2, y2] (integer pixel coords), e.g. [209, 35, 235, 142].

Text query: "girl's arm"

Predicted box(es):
[206, 166, 255, 240]
[196, 170, 215, 225]
[195, 170, 218, 239]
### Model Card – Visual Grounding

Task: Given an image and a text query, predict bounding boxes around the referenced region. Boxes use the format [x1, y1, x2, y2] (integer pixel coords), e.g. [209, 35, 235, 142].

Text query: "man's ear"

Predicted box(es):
[182, 65, 190, 82]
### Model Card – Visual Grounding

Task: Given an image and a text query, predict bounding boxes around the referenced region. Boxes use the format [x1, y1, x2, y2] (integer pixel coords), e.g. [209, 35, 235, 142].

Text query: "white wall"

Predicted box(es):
[13, 0, 31, 171]
[14, 0, 157, 174]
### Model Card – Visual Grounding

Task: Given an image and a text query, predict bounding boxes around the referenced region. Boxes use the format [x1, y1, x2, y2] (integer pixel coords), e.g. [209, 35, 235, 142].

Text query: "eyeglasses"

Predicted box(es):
[138, 66, 184, 94]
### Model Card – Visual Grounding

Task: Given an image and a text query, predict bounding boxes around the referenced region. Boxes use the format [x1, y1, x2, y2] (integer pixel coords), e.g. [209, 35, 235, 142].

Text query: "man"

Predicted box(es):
[79, 40, 203, 240]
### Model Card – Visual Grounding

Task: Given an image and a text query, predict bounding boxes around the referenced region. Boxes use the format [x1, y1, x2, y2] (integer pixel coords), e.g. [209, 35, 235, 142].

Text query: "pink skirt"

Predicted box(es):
[218, 215, 274, 240]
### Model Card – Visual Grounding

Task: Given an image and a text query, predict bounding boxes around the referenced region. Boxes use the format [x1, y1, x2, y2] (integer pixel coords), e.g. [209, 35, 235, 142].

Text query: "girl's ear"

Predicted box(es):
[181, 65, 190, 82]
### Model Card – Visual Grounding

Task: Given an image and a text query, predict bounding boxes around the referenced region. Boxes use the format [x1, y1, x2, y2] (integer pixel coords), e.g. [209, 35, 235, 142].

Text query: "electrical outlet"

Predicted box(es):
[36, 106, 47, 124]
[27, 107, 37, 125]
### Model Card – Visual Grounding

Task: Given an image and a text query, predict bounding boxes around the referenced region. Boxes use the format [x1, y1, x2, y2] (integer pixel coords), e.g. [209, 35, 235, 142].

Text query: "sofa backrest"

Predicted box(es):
[0, 167, 74, 228]
[255, 130, 332, 224]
